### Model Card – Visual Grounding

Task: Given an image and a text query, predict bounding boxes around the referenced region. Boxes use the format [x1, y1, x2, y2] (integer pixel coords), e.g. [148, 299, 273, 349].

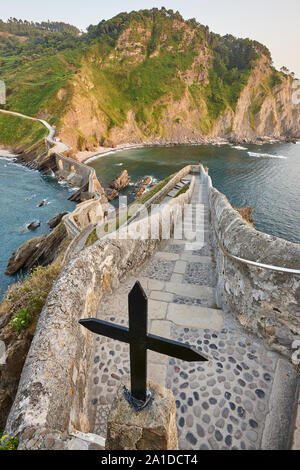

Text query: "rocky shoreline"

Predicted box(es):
[81, 135, 299, 164]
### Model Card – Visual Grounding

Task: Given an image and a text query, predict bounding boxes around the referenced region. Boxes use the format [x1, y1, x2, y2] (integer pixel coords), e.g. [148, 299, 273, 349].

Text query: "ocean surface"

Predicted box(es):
[89, 141, 300, 244]
[0, 156, 76, 299]
[1, 141, 299, 300]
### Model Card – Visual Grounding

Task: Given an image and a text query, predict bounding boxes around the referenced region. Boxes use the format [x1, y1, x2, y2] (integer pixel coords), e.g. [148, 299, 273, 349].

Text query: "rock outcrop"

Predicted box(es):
[5, 236, 46, 275]
[106, 188, 119, 202]
[37, 199, 48, 208]
[5, 223, 67, 276]
[47, 212, 68, 230]
[110, 170, 130, 191]
[106, 380, 178, 450]
[56, 13, 300, 151]
[27, 221, 41, 231]
[105, 170, 131, 200]
[0, 309, 35, 432]
[134, 176, 152, 198]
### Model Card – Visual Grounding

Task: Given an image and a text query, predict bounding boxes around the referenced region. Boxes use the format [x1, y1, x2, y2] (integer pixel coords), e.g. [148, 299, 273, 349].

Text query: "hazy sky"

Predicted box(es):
[2, 0, 300, 77]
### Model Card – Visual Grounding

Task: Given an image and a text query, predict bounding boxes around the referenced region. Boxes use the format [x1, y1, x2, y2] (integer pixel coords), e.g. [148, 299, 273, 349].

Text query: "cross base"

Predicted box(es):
[105, 379, 178, 450]
[123, 386, 153, 413]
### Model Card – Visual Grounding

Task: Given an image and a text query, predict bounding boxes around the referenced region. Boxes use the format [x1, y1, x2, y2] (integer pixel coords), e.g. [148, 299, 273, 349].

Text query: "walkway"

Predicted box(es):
[0, 108, 69, 153]
[87, 170, 299, 450]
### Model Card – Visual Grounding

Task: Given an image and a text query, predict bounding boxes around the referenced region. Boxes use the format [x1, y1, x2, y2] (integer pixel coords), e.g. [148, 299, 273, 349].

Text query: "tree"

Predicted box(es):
[281, 66, 289, 74]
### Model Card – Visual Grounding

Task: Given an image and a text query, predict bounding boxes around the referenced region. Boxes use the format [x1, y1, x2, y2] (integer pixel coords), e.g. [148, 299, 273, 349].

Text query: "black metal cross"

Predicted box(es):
[79, 281, 208, 403]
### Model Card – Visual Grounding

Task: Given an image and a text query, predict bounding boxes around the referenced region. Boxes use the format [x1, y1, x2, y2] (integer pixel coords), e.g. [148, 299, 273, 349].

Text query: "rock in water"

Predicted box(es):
[37, 199, 47, 207]
[135, 176, 152, 197]
[68, 183, 89, 202]
[5, 223, 67, 275]
[47, 212, 68, 230]
[110, 170, 130, 191]
[27, 221, 41, 231]
[105, 188, 119, 201]
[5, 235, 46, 275]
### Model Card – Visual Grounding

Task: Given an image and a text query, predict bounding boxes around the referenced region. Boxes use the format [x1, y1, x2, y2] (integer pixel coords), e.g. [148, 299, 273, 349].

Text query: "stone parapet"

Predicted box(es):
[204, 168, 300, 358]
[4, 167, 195, 448]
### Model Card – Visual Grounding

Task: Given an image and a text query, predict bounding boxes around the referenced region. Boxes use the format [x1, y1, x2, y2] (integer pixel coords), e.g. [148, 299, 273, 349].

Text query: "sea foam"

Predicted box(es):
[247, 152, 287, 160]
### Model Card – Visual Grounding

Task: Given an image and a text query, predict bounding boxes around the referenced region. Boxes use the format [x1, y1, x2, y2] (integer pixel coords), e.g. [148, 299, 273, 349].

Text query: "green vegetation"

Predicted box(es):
[248, 75, 281, 130]
[0, 8, 284, 148]
[137, 173, 174, 204]
[174, 184, 189, 198]
[0, 434, 18, 450]
[0, 18, 81, 57]
[11, 307, 33, 332]
[0, 18, 84, 147]
[269, 69, 283, 89]
[0, 114, 47, 148]
[189, 35, 262, 133]
[1, 262, 63, 334]
[85, 173, 175, 247]
[85, 228, 99, 247]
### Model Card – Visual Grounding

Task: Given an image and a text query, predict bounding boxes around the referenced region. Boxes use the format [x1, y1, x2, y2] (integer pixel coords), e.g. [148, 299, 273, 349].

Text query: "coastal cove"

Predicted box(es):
[1, 140, 299, 300]
[89, 141, 300, 244]
[0, 155, 76, 299]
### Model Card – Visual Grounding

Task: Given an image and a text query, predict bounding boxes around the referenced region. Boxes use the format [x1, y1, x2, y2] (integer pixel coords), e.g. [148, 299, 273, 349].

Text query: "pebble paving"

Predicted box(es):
[88, 171, 296, 450]
[168, 325, 277, 450]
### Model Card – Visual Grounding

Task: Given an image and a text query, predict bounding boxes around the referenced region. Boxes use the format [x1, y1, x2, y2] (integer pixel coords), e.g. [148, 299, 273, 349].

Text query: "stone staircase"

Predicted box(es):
[87, 169, 298, 451]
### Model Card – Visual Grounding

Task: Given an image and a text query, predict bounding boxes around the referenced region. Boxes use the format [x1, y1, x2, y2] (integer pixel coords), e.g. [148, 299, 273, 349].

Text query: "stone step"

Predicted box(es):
[182, 234, 210, 242]
[179, 253, 212, 263]
[167, 191, 178, 197]
[154, 251, 180, 261]
[164, 281, 215, 299]
[152, 251, 213, 268]
[166, 303, 224, 330]
[149, 290, 217, 309]
[184, 214, 210, 219]
[183, 223, 210, 230]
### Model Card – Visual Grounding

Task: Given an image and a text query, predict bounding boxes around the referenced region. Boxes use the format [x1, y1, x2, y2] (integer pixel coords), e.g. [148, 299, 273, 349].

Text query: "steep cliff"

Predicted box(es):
[1, 9, 299, 156]
[57, 11, 300, 150]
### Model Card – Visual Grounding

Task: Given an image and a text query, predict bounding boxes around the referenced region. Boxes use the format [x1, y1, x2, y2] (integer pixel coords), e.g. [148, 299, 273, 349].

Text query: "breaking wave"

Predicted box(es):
[247, 152, 287, 160]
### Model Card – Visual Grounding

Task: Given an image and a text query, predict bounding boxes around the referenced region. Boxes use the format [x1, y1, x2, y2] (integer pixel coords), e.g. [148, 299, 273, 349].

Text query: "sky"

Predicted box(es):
[2, 0, 300, 77]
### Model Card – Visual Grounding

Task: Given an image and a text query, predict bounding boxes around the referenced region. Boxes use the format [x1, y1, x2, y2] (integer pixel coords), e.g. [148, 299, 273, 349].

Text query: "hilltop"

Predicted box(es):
[0, 8, 299, 157]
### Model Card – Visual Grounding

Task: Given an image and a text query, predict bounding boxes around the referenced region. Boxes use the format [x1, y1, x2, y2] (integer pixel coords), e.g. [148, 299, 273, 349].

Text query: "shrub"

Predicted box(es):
[235, 206, 255, 227]
[1, 259, 64, 334]
[11, 307, 33, 332]
[0, 435, 18, 450]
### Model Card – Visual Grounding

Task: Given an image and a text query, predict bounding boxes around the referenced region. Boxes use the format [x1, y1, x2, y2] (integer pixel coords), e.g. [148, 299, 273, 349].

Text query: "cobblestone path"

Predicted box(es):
[88, 172, 299, 450]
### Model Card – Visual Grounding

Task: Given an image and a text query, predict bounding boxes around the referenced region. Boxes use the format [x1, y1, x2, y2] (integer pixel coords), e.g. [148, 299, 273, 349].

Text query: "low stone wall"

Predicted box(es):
[55, 153, 101, 193]
[5, 168, 196, 449]
[64, 165, 195, 262]
[204, 167, 300, 358]
[69, 199, 105, 229]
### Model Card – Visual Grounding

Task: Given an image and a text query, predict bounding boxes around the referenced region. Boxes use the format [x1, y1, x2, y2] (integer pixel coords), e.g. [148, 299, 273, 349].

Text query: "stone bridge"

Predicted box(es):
[4, 165, 300, 450]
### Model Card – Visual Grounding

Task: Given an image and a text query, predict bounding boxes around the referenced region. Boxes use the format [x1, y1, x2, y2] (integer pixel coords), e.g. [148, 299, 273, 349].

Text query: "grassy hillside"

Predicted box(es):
[0, 9, 291, 152]
[0, 19, 84, 150]
[0, 114, 47, 149]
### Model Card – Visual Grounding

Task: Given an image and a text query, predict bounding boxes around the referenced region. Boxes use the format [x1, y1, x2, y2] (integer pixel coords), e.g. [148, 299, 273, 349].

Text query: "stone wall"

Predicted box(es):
[55, 152, 108, 240]
[55, 153, 101, 193]
[69, 199, 105, 229]
[63, 165, 195, 262]
[204, 167, 300, 358]
[4, 168, 196, 449]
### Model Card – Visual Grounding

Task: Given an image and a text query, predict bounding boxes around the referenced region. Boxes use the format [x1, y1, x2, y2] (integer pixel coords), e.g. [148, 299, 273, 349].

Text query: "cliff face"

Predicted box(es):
[57, 16, 299, 152]
[1, 9, 299, 155]
[219, 58, 300, 142]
